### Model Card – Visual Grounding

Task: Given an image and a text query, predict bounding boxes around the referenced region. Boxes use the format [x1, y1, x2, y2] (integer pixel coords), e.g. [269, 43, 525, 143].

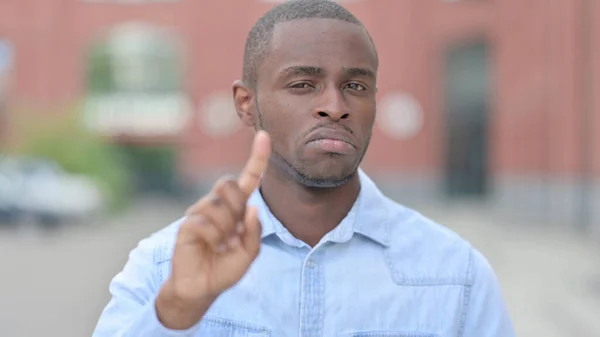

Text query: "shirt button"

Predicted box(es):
[307, 259, 316, 268]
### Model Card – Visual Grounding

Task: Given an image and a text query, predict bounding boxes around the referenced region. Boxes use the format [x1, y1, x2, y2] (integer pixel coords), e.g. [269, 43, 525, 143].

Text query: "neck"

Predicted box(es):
[259, 167, 361, 247]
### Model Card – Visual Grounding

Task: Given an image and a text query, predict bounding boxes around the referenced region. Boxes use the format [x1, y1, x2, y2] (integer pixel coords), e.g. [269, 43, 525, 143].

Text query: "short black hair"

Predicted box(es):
[242, 0, 377, 88]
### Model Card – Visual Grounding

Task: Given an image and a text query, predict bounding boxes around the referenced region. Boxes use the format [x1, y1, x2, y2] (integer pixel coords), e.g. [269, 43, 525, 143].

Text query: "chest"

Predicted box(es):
[167, 247, 468, 337]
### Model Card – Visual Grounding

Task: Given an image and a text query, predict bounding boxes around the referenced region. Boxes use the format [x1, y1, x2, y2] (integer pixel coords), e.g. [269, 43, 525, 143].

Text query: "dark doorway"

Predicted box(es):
[443, 40, 491, 197]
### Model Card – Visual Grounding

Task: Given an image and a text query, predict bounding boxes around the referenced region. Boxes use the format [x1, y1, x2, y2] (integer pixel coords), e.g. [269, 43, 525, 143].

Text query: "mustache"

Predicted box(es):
[300, 122, 355, 139]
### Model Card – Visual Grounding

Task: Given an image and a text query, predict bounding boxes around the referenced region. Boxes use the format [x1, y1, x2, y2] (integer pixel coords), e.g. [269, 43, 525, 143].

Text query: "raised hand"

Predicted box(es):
[156, 131, 271, 330]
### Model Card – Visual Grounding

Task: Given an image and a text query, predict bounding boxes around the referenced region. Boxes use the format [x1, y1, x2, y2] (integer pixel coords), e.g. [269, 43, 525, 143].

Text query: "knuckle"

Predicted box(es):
[246, 170, 262, 181]
[228, 185, 247, 204]
[231, 200, 246, 219]
[220, 185, 246, 217]
[184, 214, 206, 229]
[214, 176, 237, 190]
[221, 174, 238, 182]
[178, 215, 204, 238]
[208, 193, 222, 207]
[177, 215, 228, 251]
[222, 180, 240, 193]
[225, 199, 245, 223]
[182, 214, 198, 225]
[213, 179, 227, 192]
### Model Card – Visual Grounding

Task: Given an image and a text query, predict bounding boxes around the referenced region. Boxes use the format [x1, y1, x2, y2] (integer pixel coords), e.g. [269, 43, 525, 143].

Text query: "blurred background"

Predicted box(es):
[0, 0, 599, 336]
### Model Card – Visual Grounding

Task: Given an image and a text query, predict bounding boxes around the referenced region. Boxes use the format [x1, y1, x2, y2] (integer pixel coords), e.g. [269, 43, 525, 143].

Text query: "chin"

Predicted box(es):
[294, 168, 356, 189]
[297, 176, 351, 188]
[274, 150, 359, 188]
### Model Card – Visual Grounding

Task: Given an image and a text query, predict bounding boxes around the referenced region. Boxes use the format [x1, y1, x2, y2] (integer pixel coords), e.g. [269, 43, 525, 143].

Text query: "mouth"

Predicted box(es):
[305, 128, 357, 154]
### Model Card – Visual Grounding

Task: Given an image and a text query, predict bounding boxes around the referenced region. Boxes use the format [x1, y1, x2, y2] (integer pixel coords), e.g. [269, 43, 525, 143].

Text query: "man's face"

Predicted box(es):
[241, 18, 378, 187]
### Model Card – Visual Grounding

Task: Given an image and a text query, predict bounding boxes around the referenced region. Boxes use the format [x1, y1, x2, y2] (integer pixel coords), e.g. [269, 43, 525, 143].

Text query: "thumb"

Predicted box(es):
[241, 206, 262, 258]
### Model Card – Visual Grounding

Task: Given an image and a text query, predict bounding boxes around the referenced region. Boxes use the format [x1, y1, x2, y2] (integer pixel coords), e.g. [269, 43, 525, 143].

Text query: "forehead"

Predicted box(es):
[262, 18, 377, 78]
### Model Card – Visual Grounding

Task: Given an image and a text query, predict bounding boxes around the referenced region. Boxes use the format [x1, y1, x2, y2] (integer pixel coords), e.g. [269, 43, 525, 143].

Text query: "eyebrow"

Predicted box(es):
[278, 66, 376, 79]
[343, 67, 376, 79]
[281, 66, 324, 77]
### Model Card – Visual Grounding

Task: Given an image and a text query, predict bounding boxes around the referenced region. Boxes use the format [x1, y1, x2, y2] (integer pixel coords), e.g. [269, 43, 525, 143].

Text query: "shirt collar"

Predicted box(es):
[247, 168, 391, 247]
[351, 169, 391, 246]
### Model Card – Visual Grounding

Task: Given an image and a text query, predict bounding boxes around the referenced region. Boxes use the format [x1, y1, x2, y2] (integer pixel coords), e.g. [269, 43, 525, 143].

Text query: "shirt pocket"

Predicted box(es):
[349, 332, 438, 337]
[196, 317, 271, 337]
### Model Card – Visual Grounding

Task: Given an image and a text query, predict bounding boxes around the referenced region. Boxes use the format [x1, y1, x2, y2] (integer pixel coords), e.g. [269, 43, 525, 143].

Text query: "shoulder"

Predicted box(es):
[382, 197, 487, 287]
[132, 217, 184, 265]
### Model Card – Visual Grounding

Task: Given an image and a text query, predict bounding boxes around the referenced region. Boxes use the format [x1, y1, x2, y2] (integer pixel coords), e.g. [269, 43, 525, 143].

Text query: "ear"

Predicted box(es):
[232, 80, 256, 127]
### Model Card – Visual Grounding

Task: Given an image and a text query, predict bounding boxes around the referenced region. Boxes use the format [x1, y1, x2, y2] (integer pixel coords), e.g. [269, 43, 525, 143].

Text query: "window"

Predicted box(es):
[0, 39, 13, 104]
[443, 40, 491, 197]
[0, 39, 13, 144]
[84, 23, 192, 137]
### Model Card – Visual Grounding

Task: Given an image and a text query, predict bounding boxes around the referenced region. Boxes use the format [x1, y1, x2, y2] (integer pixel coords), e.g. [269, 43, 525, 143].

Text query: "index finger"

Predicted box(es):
[238, 130, 271, 196]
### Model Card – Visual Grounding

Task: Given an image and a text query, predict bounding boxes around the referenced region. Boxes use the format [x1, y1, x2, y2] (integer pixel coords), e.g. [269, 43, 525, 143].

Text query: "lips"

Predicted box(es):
[305, 128, 356, 148]
[304, 128, 357, 154]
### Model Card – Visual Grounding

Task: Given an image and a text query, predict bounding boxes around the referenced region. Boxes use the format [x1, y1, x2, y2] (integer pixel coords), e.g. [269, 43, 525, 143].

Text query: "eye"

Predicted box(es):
[289, 82, 314, 90]
[344, 82, 366, 91]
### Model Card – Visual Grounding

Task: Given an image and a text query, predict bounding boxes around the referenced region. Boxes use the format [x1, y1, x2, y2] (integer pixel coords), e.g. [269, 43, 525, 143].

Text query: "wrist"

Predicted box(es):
[155, 280, 216, 330]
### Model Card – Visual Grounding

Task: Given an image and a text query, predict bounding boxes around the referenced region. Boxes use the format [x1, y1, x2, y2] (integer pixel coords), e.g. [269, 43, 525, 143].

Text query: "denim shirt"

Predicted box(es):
[92, 170, 515, 337]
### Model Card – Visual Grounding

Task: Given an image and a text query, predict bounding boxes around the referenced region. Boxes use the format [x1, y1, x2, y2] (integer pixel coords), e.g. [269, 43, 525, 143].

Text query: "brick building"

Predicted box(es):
[0, 0, 598, 228]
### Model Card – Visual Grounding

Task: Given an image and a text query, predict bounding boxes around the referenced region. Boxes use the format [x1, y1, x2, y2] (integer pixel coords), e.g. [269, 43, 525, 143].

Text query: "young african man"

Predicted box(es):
[92, 1, 515, 336]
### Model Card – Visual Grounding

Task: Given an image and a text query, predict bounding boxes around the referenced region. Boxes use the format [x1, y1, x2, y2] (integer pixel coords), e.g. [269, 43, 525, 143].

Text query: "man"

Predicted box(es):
[93, 1, 515, 336]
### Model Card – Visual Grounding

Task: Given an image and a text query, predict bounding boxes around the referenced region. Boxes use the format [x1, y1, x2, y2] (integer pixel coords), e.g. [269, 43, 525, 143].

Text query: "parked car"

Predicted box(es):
[0, 156, 105, 226]
[0, 170, 20, 224]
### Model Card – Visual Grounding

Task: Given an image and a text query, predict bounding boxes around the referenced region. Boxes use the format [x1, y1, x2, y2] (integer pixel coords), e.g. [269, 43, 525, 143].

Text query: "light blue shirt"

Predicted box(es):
[92, 170, 515, 337]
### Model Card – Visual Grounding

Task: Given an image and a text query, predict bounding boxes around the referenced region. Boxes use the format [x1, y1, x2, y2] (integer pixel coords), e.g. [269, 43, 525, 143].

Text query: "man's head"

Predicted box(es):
[233, 0, 379, 188]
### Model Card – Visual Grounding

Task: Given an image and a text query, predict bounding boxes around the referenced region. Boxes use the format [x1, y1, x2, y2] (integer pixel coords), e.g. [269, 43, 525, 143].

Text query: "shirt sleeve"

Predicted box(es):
[91, 233, 203, 337]
[460, 248, 516, 337]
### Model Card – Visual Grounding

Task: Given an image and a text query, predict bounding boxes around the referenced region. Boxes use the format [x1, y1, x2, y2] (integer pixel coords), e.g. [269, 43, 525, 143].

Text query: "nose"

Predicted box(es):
[312, 87, 350, 121]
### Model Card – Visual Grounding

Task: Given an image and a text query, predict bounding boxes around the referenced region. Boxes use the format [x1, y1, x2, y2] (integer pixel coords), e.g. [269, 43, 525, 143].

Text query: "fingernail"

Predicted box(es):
[228, 236, 240, 248]
[236, 223, 245, 234]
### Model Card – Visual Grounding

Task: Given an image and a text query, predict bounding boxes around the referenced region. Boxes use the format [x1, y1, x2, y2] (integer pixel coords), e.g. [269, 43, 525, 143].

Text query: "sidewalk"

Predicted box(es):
[418, 203, 600, 337]
[1, 197, 598, 337]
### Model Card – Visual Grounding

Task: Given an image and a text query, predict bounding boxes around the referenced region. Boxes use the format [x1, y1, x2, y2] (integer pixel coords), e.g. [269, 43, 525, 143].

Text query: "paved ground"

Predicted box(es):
[0, 197, 599, 337]
[421, 204, 600, 337]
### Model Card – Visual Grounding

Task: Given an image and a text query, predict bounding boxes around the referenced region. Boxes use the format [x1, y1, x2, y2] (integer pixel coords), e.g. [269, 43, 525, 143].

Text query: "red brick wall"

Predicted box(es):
[595, 0, 600, 177]
[0, 0, 597, 181]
